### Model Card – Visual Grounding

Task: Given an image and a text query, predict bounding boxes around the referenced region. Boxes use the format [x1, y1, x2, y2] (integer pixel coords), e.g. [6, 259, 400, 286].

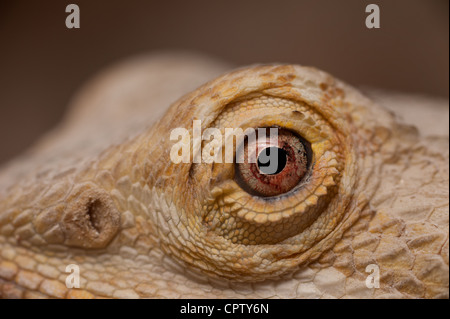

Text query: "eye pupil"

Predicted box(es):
[257, 147, 287, 175]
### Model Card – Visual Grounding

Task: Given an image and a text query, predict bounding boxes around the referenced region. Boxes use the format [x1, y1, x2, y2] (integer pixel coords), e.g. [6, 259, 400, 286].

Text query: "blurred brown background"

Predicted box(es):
[0, 0, 448, 165]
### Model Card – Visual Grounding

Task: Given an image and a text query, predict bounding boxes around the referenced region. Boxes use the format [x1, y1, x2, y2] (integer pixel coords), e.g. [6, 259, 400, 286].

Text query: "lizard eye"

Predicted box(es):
[154, 65, 381, 282]
[200, 93, 344, 251]
[235, 128, 312, 197]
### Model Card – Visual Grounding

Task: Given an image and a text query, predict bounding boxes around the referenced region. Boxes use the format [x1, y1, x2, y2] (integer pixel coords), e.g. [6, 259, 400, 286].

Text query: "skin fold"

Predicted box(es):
[0, 54, 448, 299]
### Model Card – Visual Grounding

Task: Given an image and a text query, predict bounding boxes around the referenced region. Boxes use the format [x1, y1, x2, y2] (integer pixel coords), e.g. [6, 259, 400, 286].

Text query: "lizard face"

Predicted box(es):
[0, 56, 448, 298]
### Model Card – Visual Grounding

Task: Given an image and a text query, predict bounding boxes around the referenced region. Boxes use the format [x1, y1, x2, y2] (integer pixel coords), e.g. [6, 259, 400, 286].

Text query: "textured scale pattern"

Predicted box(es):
[0, 54, 448, 298]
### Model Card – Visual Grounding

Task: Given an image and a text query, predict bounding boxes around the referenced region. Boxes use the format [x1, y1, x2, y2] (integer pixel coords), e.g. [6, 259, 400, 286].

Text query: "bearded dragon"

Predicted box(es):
[0, 53, 448, 299]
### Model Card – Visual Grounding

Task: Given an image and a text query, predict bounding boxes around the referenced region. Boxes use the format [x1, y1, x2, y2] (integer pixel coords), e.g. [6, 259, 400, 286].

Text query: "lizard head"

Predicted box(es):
[0, 55, 448, 298]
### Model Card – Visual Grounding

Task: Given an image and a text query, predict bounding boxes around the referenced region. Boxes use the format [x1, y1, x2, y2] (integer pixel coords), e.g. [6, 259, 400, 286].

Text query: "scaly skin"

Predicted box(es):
[0, 54, 448, 298]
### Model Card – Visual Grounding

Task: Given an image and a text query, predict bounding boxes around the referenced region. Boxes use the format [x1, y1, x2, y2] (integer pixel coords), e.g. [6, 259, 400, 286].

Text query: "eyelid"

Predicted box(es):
[199, 94, 342, 248]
